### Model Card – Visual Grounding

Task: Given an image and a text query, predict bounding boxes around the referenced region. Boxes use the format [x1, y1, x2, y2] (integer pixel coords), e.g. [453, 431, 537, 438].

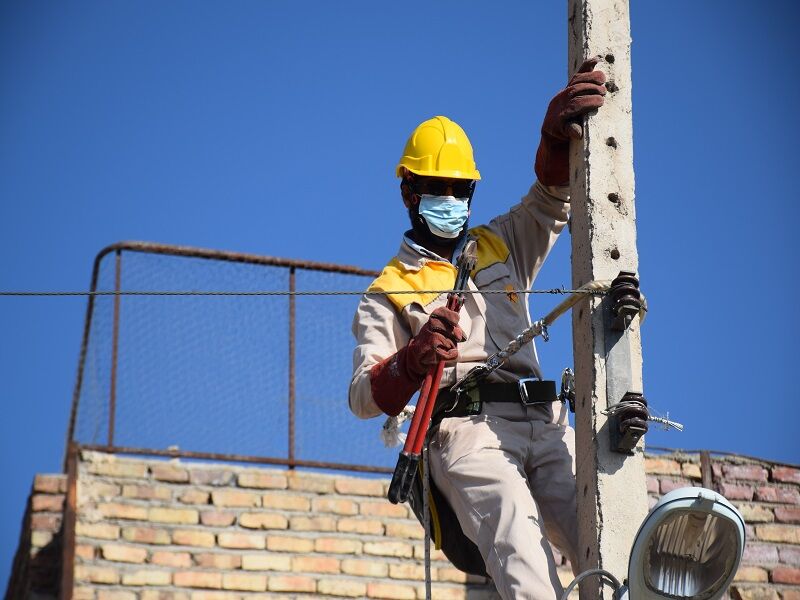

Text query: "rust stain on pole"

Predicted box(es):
[109, 249, 122, 446]
[59, 443, 78, 600]
[288, 266, 296, 469]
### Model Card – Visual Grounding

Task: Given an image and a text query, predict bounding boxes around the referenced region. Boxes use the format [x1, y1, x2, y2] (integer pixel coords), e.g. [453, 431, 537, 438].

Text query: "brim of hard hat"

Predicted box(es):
[396, 166, 481, 181]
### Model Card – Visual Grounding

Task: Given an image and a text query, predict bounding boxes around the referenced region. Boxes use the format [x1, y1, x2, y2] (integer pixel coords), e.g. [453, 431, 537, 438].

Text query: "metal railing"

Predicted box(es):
[63, 241, 388, 473]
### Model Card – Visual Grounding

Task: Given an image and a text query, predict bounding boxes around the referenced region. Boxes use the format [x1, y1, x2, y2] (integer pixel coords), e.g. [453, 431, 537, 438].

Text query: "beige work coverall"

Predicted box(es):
[349, 181, 578, 600]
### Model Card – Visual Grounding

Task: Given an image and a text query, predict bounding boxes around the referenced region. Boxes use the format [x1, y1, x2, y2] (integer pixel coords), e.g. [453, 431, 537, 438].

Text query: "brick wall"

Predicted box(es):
[7, 450, 799, 600]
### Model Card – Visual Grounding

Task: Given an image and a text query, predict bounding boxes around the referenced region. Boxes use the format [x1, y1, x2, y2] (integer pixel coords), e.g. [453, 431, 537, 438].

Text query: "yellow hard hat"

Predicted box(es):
[396, 116, 481, 180]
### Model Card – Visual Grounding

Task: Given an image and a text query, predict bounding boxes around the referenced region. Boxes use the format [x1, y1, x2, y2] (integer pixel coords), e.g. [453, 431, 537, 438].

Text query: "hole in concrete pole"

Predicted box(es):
[586, 547, 591, 559]
[605, 53, 615, 64]
[606, 81, 619, 93]
[610, 248, 620, 260]
[608, 192, 620, 204]
[606, 137, 617, 149]
[583, 484, 588, 497]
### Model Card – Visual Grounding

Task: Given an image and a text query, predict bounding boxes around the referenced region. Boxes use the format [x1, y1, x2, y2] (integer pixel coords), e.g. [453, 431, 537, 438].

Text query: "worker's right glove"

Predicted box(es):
[535, 57, 607, 186]
[369, 307, 465, 416]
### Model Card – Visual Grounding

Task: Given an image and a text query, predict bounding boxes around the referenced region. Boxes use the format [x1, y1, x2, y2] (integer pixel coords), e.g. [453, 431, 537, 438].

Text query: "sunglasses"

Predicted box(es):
[411, 177, 476, 198]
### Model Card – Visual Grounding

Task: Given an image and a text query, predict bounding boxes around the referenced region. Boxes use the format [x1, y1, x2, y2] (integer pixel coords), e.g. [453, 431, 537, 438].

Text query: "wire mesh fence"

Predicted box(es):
[67, 242, 401, 473]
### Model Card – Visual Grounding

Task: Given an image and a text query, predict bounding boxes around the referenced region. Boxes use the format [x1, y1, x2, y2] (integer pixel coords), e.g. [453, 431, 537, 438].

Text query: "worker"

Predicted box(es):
[349, 59, 607, 600]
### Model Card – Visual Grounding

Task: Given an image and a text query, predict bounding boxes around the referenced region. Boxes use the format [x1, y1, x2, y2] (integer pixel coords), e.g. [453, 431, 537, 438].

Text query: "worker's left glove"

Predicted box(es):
[535, 58, 607, 186]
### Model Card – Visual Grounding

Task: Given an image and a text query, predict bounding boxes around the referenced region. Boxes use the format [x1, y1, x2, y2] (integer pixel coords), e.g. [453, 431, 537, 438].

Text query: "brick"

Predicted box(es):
[724, 464, 769, 482]
[75, 521, 120, 540]
[315, 537, 363, 555]
[75, 544, 95, 560]
[261, 493, 311, 511]
[98, 502, 148, 520]
[772, 466, 800, 484]
[242, 554, 292, 571]
[364, 540, 414, 558]
[194, 552, 242, 569]
[179, 489, 210, 505]
[775, 507, 800, 523]
[644, 457, 681, 475]
[719, 483, 755, 501]
[390, 563, 426, 580]
[34, 474, 67, 494]
[31, 494, 65, 512]
[151, 463, 189, 482]
[772, 567, 800, 584]
[660, 479, 696, 494]
[681, 462, 702, 479]
[290, 515, 337, 532]
[73, 587, 95, 600]
[101, 543, 148, 563]
[172, 528, 216, 547]
[287, 473, 335, 494]
[734, 567, 769, 582]
[122, 569, 173, 586]
[266, 535, 314, 553]
[341, 559, 389, 578]
[318, 579, 368, 597]
[188, 594, 238, 600]
[141, 593, 190, 600]
[367, 582, 416, 599]
[211, 490, 261, 508]
[31, 514, 62, 531]
[222, 573, 267, 592]
[645, 476, 659, 494]
[75, 565, 120, 585]
[189, 468, 234, 486]
[743, 543, 780, 565]
[730, 585, 778, 600]
[755, 524, 800, 544]
[88, 460, 148, 478]
[361, 501, 409, 518]
[755, 486, 800, 504]
[238, 471, 288, 489]
[414, 545, 447, 561]
[436, 568, 468, 583]
[218, 531, 265, 549]
[97, 592, 137, 600]
[122, 484, 172, 501]
[335, 478, 385, 497]
[148, 507, 199, 524]
[312, 497, 359, 516]
[337, 517, 384, 535]
[386, 521, 424, 540]
[174, 571, 223, 589]
[82, 481, 121, 500]
[30, 530, 53, 547]
[238, 512, 288, 530]
[780, 545, 800, 566]
[782, 591, 800, 600]
[737, 504, 774, 523]
[150, 550, 192, 568]
[122, 526, 171, 545]
[421, 587, 467, 600]
[292, 555, 341, 574]
[268, 575, 317, 593]
[200, 510, 236, 527]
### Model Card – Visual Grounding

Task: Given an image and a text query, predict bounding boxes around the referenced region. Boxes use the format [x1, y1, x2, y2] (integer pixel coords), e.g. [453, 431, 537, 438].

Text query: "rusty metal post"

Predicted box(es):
[288, 266, 296, 469]
[59, 442, 78, 600]
[700, 450, 714, 489]
[108, 249, 122, 446]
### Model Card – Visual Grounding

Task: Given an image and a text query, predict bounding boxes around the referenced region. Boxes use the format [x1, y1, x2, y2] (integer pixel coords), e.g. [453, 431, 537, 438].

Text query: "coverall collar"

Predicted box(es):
[401, 232, 468, 269]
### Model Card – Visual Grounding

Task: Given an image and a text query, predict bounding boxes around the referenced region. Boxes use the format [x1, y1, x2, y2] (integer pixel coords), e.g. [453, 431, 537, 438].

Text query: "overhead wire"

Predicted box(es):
[0, 288, 605, 297]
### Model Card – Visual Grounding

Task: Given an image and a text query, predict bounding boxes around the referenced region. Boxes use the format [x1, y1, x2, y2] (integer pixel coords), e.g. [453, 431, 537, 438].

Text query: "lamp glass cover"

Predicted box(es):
[643, 508, 739, 599]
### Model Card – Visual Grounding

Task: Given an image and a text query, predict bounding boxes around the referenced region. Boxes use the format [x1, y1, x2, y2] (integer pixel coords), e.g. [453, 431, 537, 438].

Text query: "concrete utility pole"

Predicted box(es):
[567, 1, 649, 598]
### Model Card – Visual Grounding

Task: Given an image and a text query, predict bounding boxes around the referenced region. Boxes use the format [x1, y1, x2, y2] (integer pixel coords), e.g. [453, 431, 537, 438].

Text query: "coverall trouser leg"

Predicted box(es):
[429, 404, 578, 600]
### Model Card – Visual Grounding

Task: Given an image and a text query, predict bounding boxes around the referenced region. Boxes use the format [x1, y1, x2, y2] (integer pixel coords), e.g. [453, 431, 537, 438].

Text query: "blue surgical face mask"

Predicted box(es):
[418, 195, 470, 239]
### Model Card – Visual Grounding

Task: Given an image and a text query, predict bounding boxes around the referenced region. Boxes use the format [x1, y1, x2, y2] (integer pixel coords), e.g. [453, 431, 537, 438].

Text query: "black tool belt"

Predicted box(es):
[433, 378, 559, 423]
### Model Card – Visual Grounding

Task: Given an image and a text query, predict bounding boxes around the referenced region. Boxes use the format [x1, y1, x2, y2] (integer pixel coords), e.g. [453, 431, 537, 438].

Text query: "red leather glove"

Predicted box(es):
[535, 58, 607, 186]
[369, 307, 465, 416]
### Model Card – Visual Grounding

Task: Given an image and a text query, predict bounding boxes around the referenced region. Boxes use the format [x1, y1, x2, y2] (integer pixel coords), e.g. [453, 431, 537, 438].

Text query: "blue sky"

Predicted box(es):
[1, 1, 799, 588]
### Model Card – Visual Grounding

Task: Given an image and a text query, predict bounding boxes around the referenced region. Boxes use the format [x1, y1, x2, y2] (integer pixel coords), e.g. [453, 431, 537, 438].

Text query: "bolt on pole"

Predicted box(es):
[567, 1, 649, 598]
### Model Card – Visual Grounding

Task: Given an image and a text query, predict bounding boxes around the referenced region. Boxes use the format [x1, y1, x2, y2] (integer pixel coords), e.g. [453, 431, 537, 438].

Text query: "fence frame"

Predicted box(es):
[62, 240, 385, 473]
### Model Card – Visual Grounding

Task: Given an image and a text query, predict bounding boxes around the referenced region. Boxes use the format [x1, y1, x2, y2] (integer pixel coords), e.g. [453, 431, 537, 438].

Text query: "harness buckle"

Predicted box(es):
[517, 377, 539, 406]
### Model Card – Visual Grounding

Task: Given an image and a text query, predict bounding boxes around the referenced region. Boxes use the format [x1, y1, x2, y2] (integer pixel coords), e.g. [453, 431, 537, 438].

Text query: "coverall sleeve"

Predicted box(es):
[488, 180, 571, 289]
[348, 293, 412, 419]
